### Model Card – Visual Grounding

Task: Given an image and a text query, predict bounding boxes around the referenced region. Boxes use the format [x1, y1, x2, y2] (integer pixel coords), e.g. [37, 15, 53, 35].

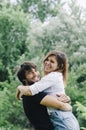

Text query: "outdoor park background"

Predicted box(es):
[0, 0, 86, 129]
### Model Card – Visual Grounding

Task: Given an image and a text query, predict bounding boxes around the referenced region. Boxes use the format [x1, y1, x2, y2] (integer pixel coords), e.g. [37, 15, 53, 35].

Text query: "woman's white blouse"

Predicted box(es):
[29, 72, 65, 96]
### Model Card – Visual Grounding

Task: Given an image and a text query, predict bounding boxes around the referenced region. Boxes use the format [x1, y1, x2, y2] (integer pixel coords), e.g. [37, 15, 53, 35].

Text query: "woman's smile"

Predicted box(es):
[44, 55, 58, 74]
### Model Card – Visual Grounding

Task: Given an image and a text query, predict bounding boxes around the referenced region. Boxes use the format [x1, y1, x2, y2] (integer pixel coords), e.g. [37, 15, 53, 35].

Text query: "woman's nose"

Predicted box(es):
[46, 60, 50, 64]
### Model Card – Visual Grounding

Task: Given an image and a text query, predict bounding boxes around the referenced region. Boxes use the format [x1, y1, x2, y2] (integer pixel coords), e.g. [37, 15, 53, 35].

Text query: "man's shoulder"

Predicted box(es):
[23, 92, 47, 103]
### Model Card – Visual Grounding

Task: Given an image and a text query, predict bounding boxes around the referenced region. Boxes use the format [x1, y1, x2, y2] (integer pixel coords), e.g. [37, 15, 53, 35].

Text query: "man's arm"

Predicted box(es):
[40, 95, 72, 111]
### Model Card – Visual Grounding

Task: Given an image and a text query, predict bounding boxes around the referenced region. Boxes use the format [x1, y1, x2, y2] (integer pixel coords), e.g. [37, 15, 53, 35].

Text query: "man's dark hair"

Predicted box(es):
[17, 61, 37, 85]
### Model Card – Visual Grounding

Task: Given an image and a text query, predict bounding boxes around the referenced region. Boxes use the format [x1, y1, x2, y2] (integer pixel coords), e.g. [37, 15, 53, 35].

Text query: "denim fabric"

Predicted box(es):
[50, 110, 80, 130]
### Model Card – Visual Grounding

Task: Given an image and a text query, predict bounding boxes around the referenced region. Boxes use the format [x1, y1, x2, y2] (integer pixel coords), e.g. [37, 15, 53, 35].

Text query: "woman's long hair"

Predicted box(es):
[43, 51, 68, 86]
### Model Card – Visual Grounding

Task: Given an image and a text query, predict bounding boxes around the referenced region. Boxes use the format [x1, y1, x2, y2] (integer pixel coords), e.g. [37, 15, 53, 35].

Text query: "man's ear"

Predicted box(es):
[23, 79, 28, 85]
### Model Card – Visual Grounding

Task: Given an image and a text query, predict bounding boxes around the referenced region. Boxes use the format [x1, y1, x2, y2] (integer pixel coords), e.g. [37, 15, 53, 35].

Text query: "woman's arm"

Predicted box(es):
[16, 86, 71, 104]
[16, 86, 32, 100]
[17, 73, 56, 96]
[16, 89, 72, 111]
[40, 95, 72, 111]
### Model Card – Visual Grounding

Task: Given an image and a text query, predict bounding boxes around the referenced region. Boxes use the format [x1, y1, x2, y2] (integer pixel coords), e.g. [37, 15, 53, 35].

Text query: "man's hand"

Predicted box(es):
[56, 94, 71, 104]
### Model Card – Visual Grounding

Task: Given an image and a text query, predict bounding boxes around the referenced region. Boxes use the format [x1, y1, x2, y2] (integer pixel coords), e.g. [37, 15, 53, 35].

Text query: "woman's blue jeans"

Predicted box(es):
[50, 110, 80, 130]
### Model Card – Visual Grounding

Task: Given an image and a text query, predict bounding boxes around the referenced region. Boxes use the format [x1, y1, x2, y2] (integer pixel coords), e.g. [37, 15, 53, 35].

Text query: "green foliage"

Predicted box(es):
[66, 63, 86, 129]
[74, 102, 86, 128]
[76, 64, 86, 88]
[0, 1, 29, 81]
[20, 0, 65, 21]
[0, 80, 30, 129]
[28, 15, 86, 74]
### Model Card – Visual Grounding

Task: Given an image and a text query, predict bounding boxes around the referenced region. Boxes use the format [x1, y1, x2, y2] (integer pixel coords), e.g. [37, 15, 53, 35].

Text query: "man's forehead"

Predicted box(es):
[31, 68, 36, 71]
[26, 68, 36, 72]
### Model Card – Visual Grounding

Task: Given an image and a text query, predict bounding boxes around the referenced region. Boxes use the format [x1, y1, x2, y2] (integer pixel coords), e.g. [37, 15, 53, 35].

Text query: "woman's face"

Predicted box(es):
[44, 55, 58, 74]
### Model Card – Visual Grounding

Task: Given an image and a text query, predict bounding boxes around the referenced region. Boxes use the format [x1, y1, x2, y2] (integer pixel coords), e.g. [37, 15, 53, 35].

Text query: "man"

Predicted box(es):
[16, 61, 71, 130]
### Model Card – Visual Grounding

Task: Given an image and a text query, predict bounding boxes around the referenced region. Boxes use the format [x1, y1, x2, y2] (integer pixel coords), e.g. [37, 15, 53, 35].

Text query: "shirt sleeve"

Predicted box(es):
[29, 72, 56, 95]
[23, 92, 47, 104]
[33, 92, 47, 103]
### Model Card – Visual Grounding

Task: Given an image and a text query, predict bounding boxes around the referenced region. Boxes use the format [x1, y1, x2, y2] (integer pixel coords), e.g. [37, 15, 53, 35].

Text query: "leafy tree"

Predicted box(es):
[66, 63, 86, 128]
[0, 78, 31, 129]
[0, 1, 29, 81]
[75, 102, 86, 128]
[18, 0, 65, 22]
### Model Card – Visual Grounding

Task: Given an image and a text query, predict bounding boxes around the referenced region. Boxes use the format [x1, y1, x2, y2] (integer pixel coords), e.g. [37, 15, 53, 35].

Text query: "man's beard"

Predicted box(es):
[23, 80, 34, 85]
[28, 81, 34, 85]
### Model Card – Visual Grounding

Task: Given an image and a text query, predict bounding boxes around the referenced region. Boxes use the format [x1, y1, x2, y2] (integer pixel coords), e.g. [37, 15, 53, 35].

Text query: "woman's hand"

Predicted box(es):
[16, 85, 32, 100]
[16, 89, 21, 100]
[56, 94, 71, 104]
